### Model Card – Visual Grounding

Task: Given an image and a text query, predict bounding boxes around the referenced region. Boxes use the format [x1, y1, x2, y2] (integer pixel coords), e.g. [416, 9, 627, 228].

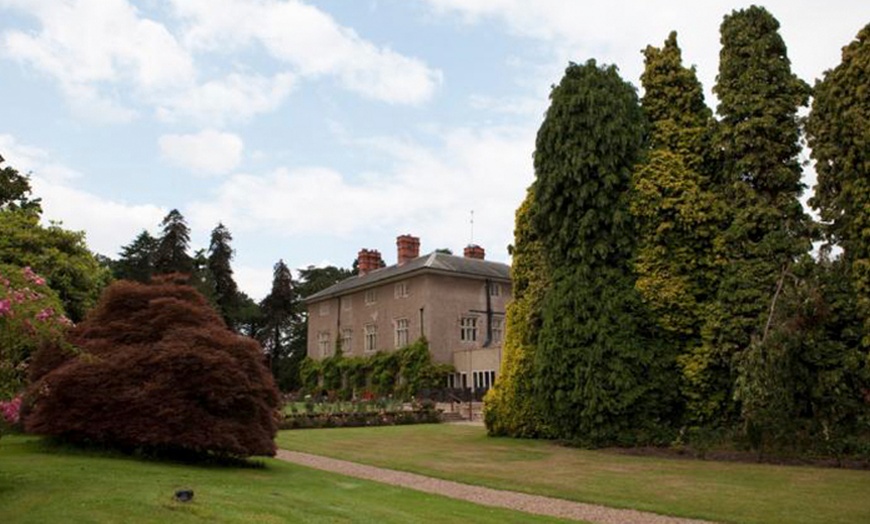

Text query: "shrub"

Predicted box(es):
[23, 275, 281, 458]
[0, 264, 70, 398]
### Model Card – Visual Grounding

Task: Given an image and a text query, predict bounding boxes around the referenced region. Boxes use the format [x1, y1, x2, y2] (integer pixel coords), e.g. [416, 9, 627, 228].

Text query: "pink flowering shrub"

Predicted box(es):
[0, 263, 71, 400]
[0, 395, 22, 432]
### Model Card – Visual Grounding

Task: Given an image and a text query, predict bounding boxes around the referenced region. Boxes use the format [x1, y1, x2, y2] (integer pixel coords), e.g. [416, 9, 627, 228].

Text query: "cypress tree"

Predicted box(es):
[153, 209, 194, 275]
[691, 6, 812, 425]
[530, 60, 674, 445]
[806, 23, 870, 346]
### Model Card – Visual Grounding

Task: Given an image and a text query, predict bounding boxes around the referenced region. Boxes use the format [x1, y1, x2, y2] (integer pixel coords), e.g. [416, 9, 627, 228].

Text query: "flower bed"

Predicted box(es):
[280, 407, 441, 430]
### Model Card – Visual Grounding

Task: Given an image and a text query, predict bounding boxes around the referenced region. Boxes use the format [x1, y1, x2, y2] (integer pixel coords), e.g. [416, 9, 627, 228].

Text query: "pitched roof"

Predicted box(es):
[305, 252, 511, 303]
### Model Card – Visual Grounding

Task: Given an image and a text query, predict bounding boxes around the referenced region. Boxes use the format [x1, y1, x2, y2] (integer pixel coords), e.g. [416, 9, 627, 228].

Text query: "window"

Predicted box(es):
[471, 370, 496, 389]
[491, 317, 504, 343]
[489, 283, 502, 297]
[317, 331, 331, 357]
[341, 328, 352, 353]
[394, 281, 409, 298]
[395, 318, 409, 348]
[364, 323, 378, 352]
[319, 303, 330, 316]
[460, 316, 477, 342]
[365, 289, 377, 305]
[342, 297, 352, 311]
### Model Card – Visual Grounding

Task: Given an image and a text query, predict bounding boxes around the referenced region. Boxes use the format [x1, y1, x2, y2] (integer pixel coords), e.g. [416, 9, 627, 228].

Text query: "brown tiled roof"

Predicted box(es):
[305, 252, 510, 303]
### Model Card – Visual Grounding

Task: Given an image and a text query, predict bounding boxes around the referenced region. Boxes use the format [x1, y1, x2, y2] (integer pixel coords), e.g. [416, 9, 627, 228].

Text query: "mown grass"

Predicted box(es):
[0, 435, 570, 523]
[277, 424, 870, 524]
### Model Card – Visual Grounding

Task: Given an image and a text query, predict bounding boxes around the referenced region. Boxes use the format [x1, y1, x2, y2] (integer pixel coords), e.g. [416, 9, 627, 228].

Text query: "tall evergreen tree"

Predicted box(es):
[691, 6, 812, 425]
[806, 23, 870, 347]
[207, 222, 240, 329]
[530, 60, 675, 445]
[153, 209, 194, 275]
[259, 259, 297, 389]
[114, 230, 157, 282]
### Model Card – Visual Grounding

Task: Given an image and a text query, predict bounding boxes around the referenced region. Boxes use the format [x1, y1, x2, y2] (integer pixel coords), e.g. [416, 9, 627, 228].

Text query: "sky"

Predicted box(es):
[1, 1, 868, 299]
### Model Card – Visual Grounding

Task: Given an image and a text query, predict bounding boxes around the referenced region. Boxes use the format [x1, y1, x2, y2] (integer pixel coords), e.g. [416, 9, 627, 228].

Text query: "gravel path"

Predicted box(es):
[275, 449, 715, 524]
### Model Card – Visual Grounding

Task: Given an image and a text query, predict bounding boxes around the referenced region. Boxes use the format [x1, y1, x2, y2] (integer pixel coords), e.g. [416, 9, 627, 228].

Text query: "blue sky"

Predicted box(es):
[1, 1, 867, 299]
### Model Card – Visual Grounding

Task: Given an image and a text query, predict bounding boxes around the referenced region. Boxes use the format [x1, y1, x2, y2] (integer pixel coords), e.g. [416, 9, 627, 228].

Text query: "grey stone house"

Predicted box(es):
[305, 234, 511, 390]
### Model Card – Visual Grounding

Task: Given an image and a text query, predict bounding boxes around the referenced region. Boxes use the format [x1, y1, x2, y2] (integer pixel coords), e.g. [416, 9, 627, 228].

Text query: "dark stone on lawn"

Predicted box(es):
[175, 489, 194, 502]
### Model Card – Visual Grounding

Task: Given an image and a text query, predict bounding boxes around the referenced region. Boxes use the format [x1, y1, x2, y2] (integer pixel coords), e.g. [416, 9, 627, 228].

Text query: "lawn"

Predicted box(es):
[0, 435, 570, 524]
[277, 424, 870, 524]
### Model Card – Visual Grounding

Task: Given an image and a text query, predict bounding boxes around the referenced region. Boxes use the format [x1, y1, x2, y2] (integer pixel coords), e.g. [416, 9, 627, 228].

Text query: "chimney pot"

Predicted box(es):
[463, 244, 485, 260]
[397, 234, 421, 265]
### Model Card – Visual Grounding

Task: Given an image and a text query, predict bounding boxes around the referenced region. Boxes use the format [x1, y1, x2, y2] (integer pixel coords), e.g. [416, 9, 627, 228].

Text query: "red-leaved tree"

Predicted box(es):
[24, 275, 280, 458]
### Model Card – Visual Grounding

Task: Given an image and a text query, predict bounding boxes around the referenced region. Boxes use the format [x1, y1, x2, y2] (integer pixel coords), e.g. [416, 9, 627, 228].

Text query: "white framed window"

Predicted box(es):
[460, 316, 477, 342]
[395, 318, 409, 348]
[394, 281, 409, 298]
[342, 297, 352, 311]
[341, 328, 352, 353]
[364, 323, 378, 352]
[319, 302, 330, 316]
[472, 370, 496, 389]
[489, 283, 502, 297]
[317, 331, 331, 357]
[492, 317, 504, 343]
[365, 289, 377, 305]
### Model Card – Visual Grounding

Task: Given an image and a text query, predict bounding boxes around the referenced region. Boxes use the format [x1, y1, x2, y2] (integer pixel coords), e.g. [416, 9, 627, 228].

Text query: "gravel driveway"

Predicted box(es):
[275, 449, 715, 524]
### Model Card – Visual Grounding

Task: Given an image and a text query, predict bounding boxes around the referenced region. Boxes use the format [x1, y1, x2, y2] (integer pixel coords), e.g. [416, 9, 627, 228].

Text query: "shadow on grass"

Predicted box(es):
[30, 436, 268, 469]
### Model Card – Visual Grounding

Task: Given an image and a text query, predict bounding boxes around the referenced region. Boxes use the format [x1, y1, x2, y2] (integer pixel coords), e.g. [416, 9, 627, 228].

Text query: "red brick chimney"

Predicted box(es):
[463, 244, 485, 260]
[357, 249, 383, 275]
[396, 234, 420, 265]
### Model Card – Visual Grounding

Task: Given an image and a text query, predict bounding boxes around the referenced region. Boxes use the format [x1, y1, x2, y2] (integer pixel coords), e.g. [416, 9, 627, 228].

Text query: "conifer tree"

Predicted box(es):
[259, 259, 297, 388]
[153, 209, 194, 275]
[207, 223, 240, 329]
[807, 23, 870, 346]
[530, 60, 675, 444]
[114, 230, 157, 282]
[690, 6, 812, 425]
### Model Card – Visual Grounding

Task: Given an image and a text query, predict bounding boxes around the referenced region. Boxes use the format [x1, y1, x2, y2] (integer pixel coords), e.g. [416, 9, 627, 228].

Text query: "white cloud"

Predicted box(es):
[0, 134, 165, 256]
[170, 0, 442, 105]
[156, 72, 296, 126]
[187, 125, 534, 263]
[159, 129, 244, 175]
[424, 0, 870, 105]
[1, 0, 194, 121]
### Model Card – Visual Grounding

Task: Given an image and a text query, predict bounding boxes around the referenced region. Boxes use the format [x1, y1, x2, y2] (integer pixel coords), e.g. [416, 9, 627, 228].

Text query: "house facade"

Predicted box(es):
[305, 235, 512, 391]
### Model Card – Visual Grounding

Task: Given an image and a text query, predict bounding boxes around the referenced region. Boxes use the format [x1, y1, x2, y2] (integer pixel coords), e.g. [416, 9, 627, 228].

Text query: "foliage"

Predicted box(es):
[0, 210, 111, 322]
[806, 23, 870, 346]
[0, 264, 70, 398]
[529, 60, 676, 445]
[733, 255, 870, 458]
[298, 338, 452, 400]
[259, 259, 300, 390]
[0, 156, 41, 213]
[23, 275, 281, 458]
[484, 192, 549, 437]
[207, 223, 241, 329]
[280, 406, 440, 430]
[113, 230, 157, 283]
[687, 5, 812, 426]
[153, 209, 194, 275]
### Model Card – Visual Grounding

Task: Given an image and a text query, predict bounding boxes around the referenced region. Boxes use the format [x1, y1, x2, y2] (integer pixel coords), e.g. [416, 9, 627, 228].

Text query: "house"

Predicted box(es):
[305, 234, 512, 391]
